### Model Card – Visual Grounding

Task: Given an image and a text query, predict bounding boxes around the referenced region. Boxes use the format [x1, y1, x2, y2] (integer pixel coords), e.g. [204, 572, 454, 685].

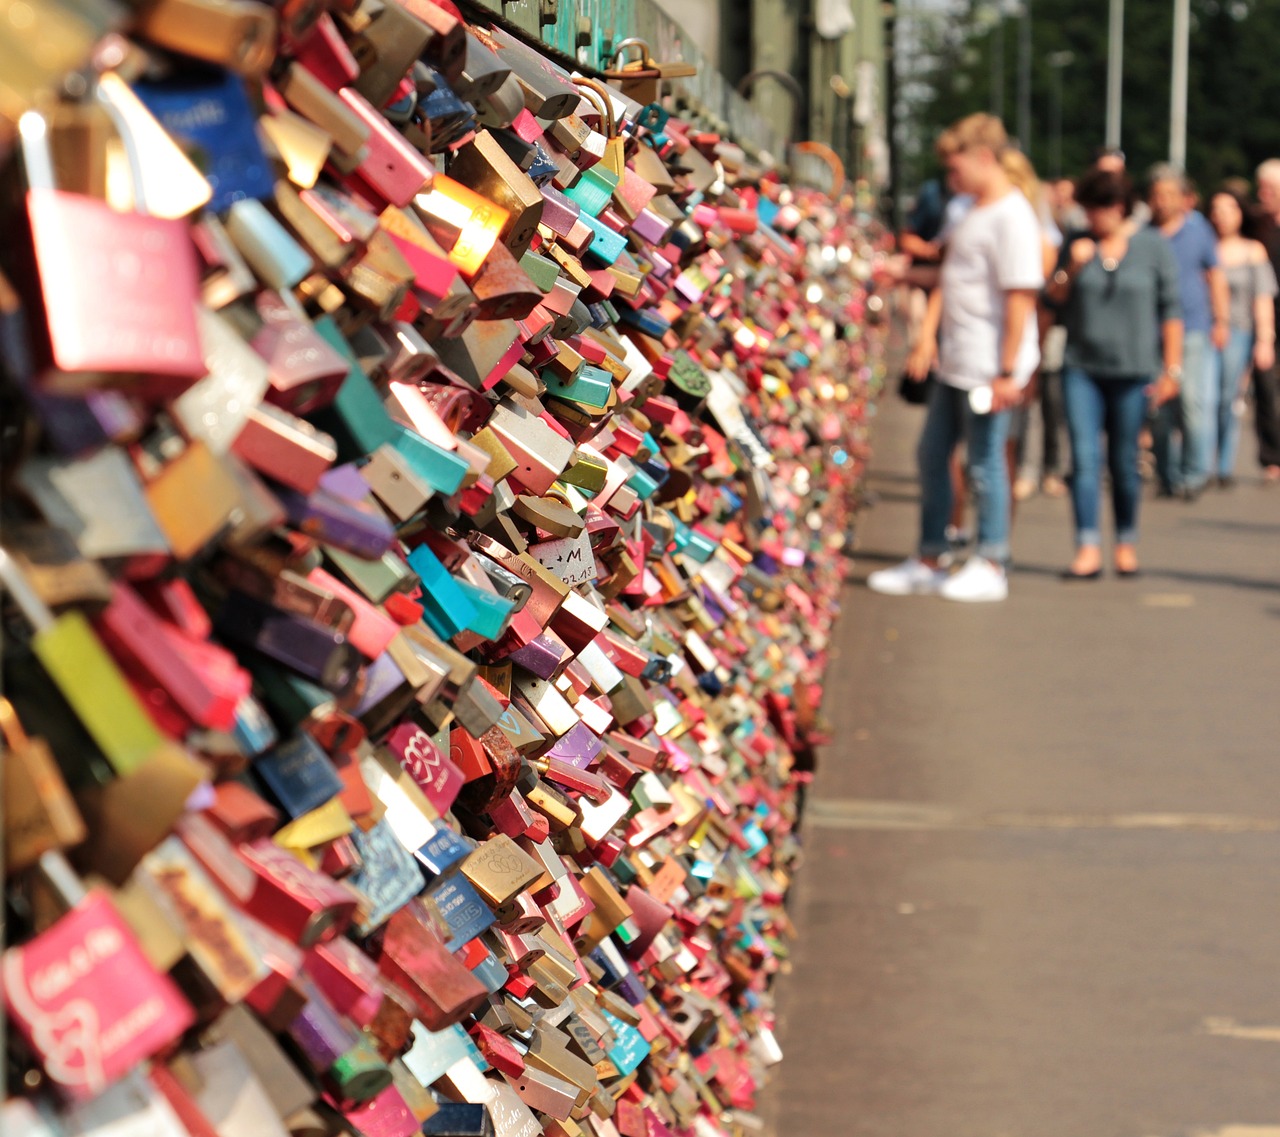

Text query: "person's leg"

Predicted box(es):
[1216, 329, 1253, 480]
[964, 403, 1013, 566]
[1061, 367, 1106, 572]
[948, 453, 969, 538]
[1041, 368, 1066, 479]
[1014, 397, 1041, 500]
[1254, 361, 1280, 475]
[1178, 331, 1213, 496]
[1151, 389, 1180, 494]
[1008, 403, 1033, 514]
[918, 383, 963, 561]
[1104, 378, 1151, 570]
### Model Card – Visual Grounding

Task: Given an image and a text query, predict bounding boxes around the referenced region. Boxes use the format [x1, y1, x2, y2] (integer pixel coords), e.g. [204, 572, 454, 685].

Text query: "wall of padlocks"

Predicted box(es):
[0, 3, 885, 1136]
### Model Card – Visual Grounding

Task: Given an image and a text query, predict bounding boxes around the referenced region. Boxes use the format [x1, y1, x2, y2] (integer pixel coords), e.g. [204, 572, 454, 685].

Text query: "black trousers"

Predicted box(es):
[1255, 363, 1280, 468]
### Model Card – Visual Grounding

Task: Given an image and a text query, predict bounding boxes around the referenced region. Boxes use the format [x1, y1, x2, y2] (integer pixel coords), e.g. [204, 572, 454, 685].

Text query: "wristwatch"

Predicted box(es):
[996, 369, 1013, 380]
[1165, 364, 1183, 380]
[1052, 268, 1070, 286]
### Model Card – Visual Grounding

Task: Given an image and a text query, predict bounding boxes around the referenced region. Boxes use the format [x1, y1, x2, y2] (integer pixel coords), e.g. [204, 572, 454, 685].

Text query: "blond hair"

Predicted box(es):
[1001, 148, 1047, 215]
[936, 114, 1009, 159]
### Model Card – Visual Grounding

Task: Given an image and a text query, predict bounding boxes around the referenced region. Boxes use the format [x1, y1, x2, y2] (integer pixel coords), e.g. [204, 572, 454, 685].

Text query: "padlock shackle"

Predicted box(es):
[37, 849, 90, 909]
[0, 697, 32, 753]
[0, 547, 56, 632]
[17, 112, 57, 194]
[571, 77, 617, 140]
[17, 82, 151, 213]
[95, 77, 151, 215]
[610, 37, 655, 70]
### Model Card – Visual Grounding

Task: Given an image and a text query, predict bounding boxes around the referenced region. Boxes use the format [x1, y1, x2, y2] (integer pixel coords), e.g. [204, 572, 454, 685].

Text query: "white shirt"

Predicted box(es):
[937, 189, 1045, 390]
[937, 193, 975, 247]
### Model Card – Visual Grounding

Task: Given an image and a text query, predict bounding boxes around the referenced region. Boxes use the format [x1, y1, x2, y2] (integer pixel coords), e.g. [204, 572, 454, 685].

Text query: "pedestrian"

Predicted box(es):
[869, 114, 1044, 602]
[1148, 165, 1231, 501]
[1094, 148, 1152, 230]
[1252, 159, 1280, 481]
[1047, 168, 1183, 579]
[999, 149, 1063, 507]
[1052, 176, 1088, 234]
[1208, 186, 1277, 487]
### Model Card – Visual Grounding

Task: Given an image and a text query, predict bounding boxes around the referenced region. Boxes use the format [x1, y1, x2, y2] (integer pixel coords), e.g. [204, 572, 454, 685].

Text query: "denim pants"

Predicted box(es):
[1211, 328, 1254, 478]
[1062, 368, 1150, 546]
[1153, 331, 1212, 492]
[918, 382, 1011, 563]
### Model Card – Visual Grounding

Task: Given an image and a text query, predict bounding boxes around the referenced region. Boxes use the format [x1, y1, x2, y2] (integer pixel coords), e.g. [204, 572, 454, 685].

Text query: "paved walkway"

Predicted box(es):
[762, 392, 1280, 1137]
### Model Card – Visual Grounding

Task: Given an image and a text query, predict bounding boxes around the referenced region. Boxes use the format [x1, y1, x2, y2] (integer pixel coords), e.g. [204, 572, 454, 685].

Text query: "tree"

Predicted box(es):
[901, 0, 1280, 196]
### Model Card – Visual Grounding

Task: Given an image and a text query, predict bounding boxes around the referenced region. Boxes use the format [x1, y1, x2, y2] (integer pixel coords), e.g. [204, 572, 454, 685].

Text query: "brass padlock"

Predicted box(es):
[604, 38, 697, 105]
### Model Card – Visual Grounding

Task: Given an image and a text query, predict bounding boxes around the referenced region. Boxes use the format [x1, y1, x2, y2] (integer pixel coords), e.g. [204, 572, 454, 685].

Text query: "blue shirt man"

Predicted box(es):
[1149, 168, 1230, 495]
[1162, 207, 1219, 332]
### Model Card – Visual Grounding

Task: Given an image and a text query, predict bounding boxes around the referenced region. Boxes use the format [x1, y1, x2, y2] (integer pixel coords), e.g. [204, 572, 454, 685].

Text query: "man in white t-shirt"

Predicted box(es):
[870, 114, 1045, 603]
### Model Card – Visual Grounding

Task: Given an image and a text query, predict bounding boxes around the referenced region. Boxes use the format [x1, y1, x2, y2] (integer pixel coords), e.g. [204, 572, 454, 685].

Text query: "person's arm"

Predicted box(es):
[1039, 227, 1061, 280]
[905, 284, 944, 379]
[1208, 265, 1231, 350]
[1155, 319, 1186, 403]
[990, 289, 1039, 411]
[1046, 235, 1095, 304]
[898, 232, 941, 263]
[1153, 241, 1185, 406]
[1254, 253, 1277, 373]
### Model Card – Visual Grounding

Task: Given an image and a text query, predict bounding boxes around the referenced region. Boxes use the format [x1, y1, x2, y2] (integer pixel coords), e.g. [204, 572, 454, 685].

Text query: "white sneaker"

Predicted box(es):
[938, 556, 1008, 603]
[867, 557, 948, 596]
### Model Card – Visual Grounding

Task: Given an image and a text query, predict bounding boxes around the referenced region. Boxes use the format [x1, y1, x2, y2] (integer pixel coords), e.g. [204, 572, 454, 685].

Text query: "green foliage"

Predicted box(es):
[904, 0, 1280, 196]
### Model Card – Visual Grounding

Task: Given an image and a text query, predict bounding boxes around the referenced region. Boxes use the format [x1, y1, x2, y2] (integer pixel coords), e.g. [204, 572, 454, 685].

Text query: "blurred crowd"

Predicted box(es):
[868, 113, 1278, 600]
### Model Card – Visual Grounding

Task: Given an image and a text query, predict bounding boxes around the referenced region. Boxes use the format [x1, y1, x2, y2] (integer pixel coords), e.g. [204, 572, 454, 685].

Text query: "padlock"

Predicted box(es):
[488, 27, 580, 119]
[414, 174, 510, 277]
[399, 0, 466, 84]
[138, 836, 269, 1005]
[2, 857, 196, 1100]
[4, 107, 205, 396]
[0, 547, 188, 778]
[456, 31, 512, 102]
[214, 590, 363, 697]
[277, 63, 371, 158]
[226, 198, 315, 290]
[1, 698, 88, 875]
[143, 439, 242, 561]
[0, 523, 113, 612]
[93, 72, 214, 220]
[346, 0, 435, 109]
[132, 0, 278, 74]
[0, 0, 120, 150]
[446, 129, 544, 257]
[339, 86, 436, 207]
[132, 69, 274, 212]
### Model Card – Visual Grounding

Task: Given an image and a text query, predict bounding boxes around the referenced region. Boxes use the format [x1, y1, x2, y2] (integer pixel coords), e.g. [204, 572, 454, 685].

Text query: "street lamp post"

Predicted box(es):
[1106, 0, 1124, 150]
[991, 6, 1005, 118]
[1047, 50, 1075, 178]
[1170, 0, 1190, 167]
[1017, 0, 1032, 150]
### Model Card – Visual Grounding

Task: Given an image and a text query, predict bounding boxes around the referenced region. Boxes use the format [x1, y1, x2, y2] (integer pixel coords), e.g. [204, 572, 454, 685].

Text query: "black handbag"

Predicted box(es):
[897, 369, 937, 405]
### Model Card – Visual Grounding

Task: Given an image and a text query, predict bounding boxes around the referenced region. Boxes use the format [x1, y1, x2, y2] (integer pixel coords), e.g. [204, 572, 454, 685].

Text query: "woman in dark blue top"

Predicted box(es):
[1046, 170, 1184, 578]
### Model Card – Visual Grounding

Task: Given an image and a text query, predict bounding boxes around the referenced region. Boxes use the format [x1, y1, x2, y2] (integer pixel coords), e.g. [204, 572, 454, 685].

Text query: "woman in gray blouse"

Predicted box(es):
[1046, 169, 1184, 578]
[1209, 187, 1277, 486]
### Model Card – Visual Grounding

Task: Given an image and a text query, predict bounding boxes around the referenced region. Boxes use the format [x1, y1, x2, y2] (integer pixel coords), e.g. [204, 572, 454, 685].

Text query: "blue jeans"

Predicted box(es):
[1212, 328, 1253, 478]
[918, 382, 1011, 563]
[1062, 368, 1150, 546]
[1153, 331, 1212, 492]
